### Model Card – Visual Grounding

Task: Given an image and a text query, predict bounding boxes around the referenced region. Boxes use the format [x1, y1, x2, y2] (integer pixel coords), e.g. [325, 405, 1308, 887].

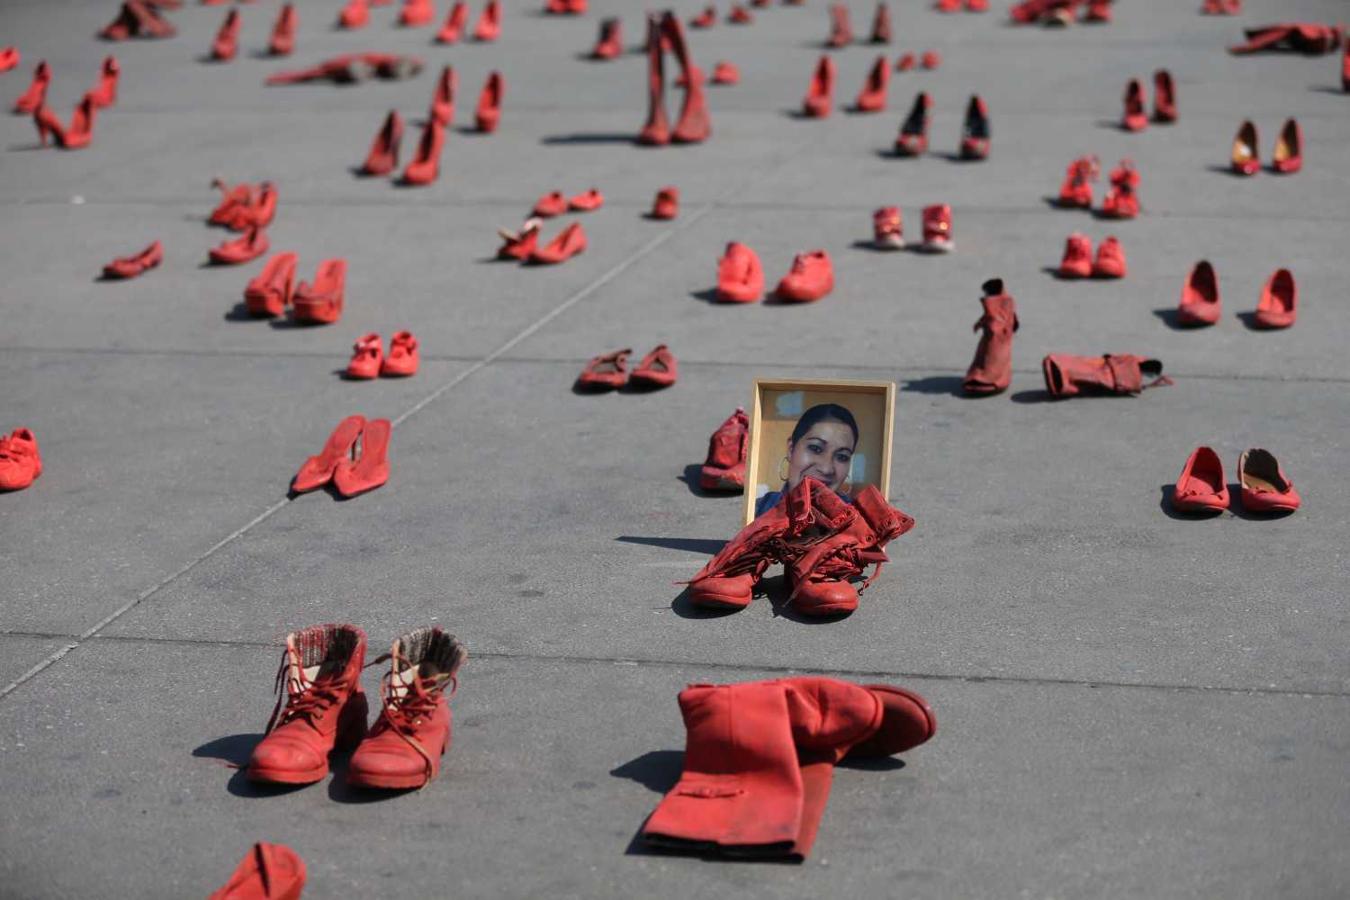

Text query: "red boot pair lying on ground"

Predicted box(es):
[1230, 119, 1302, 175]
[1176, 263, 1296, 329]
[346, 332, 419, 379]
[715, 246, 835, 303]
[266, 53, 424, 86]
[576, 346, 678, 390]
[894, 93, 989, 160]
[1056, 234, 1125, 279]
[872, 204, 954, 252]
[638, 11, 711, 145]
[245, 255, 348, 323]
[1055, 158, 1138, 218]
[0, 428, 42, 492]
[642, 677, 935, 860]
[1228, 23, 1343, 56]
[1010, 0, 1112, 26]
[292, 415, 390, 496]
[1173, 448, 1300, 514]
[496, 220, 588, 265]
[1121, 71, 1176, 130]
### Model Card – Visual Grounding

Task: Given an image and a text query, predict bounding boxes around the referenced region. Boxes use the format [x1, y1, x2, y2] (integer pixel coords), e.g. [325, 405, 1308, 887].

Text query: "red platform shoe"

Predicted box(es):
[920, 203, 954, 252]
[1238, 449, 1300, 513]
[1231, 120, 1259, 175]
[1056, 155, 1099, 208]
[894, 92, 931, 156]
[700, 407, 749, 492]
[1153, 69, 1176, 123]
[532, 190, 567, 218]
[803, 55, 836, 118]
[244, 252, 298, 317]
[1172, 447, 1228, 513]
[435, 1, 468, 42]
[1271, 118, 1302, 173]
[269, 4, 297, 55]
[348, 628, 466, 790]
[827, 2, 853, 47]
[209, 227, 269, 265]
[963, 279, 1018, 395]
[592, 18, 623, 59]
[346, 333, 383, 380]
[472, 0, 500, 41]
[292, 259, 347, 324]
[475, 71, 503, 132]
[871, 2, 892, 42]
[1252, 268, 1296, 329]
[333, 418, 391, 497]
[382, 331, 419, 377]
[959, 94, 990, 159]
[663, 14, 711, 143]
[1042, 353, 1170, 398]
[399, 0, 435, 27]
[1057, 233, 1093, 278]
[0, 428, 42, 492]
[631, 344, 678, 388]
[1177, 260, 1220, 326]
[638, 15, 671, 146]
[716, 242, 764, 302]
[1100, 159, 1139, 218]
[360, 110, 403, 175]
[689, 4, 715, 28]
[88, 56, 120, 108]
[651, 186, 679, 219]
[292, 416, 363, 492]
[496, 218, 541, 260]
[576, 348, 631, 390]
[854, 55, 889, 113]
[13, 60, 51, 114]
[873, 206, 904, 249]
[246, 624, 369, 784]
[712, 61, 740, 84]
[530, 222, 587, 264]
[569, 188, 604, 212]
[401, 119, 445, 185]
[775, 250, 834, 302]
[1121, 78, 1147, 131]
[211, 9, 241, 61]
[728, 4, 753, 25]
[1092, 236, 1126, 278]
[339, 0, 370, 29]
[102, 240, 162, 279]
[208, 842, 305, 900]
[33, 94, 96, 149]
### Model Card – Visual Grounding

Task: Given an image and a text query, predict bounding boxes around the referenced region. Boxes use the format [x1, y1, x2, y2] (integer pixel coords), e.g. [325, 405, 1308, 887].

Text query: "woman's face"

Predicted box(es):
[785, 420, 855, 492]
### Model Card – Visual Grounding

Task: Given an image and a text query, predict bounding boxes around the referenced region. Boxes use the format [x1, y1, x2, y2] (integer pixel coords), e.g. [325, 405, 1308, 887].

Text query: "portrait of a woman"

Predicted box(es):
[754, 403, 859, 519]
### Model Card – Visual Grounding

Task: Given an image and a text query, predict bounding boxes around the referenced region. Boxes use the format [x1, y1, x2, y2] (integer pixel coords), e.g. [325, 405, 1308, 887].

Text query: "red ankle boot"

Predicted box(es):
[853, 54, 889, 112]
[803, 55, 836, 117]
[88, 56, 120, 108]
[360, 110, 403, 175]
[475, 71, 503, 133]
[12, 60, 51, 114]
[472, 0, 501, 41]
[1100, 159, 1139, 218]
[826, 3, 853, 47]
[1058, 233, 1093, 278]
[663, 14, 711, 143]
[1122, 78, 1147, 131]
[292, 259, 347, 324]
[244, 252, 298, 317]
[871, 2, 892, 42]
[430, 65, 456, 126]
[399, 0, 435, 27]
[211, 9, 241, 62]
[0, 428, 42, 492]
[894, 91, 931, 156]
[963, 279, 1018, 395]
[246, 624, 369, 785]
[1042, 353, 1171, 398]
[873, 206, 903, 249]
[716, 241, 764, 302]
[101, 240, 163, 279]
[1152, 69, 1176, 122]
[435, 1, 468, 41]
[208, 843, 306, 900]
[1056, 155, 1098, 208]
[774, 250, 834, 302]
[1271, 118, 1302, 173]
[269, 3, 297, 55]
[1177, 260, 1220, 326]
[591, 17, 623, 59]
[401, 119, 445, 185]
[920, 203, 954, 252]
[1092, 236, 1126, 278]
[1252, 268, 1296, 329]
[685, 497, 795, 609]
[700, 407, 749, 492]
[959, 94, 990, 159]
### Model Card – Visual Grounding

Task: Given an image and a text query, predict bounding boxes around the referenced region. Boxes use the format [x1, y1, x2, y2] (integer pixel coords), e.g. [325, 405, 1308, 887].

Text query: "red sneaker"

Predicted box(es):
[631, 344, 678, 388]
[1271, 118, 1302, 173]
[1122, 78, 1147, 131]
[246, 624, 369, 783]
[827, 3, 853, 47]
[775, 250, 834, 302]
[1172, 447, 1229, 513]
[1178, 260, 1221, 326]
[430, 65, 456, 126]
[0, 48, 18, 73]
[592, 18, 622, 59]
[472, 0, 500, 41]
[712, 61, 740, 84]
[1056, 154, 1099, 208]
[401, 119, 445, 185]
[959, 94, 990, 159]
[920, 50, 941, 69]
[292, 416, 364, 493]
[339, 0, 370, 29]
[0, 428, 42, 492]
[208, 842, 306, 900]
[873, 206, 904, 249]
[333, 418, 391, 497]
[435, 2, 468, 41]
[12, 60, 50, 114]
[1091, 236, 1126, 279]
[700, 407, 749, 491]
[803, 55, 836, 117]
[1152, 69, 1176, 123]
[346, 333, 383, 380]
[88, 56, 120, 108]
[291, 259, 347, 324]
[638, 15, 671, 145]
[1238, 449, 1300, 513]
[1100, 159, 1139, 218]
[870, 2, 892, 42]
[1231, 120, 1259, 175]
[920, 203, 954, 252]
[1058, 233, 1093, 278]
[577, 348, 632, 390]
[244, 252, 298, 317]
[360, 110, 403, 175]
[689, 5, 715, 28]
[854, 55, 889, 112]
[209, 227, 269, 265]
[475, 71, 503, 132]
[102, 240, 163, 279]
[728, 4, 753, 24]
[651, 186, 680, 219]
[496, 218, 541, 260]
[347, 628, 466, 790]
[382, 331, 419, 376]
[529, 222, 587, 264]
[894, 91, 931, 156]
[269, 3, 297, 55]
[532, 190, 568, 218]
[963, 279, 1018, 395]
[211, 9, 240, 61]
[896, 52, 915, 71]
[1252, 268, 1296, 329]
[399, 0, 435, 27]
[568, 188, 604, 212]
[716, 241, 764, 302]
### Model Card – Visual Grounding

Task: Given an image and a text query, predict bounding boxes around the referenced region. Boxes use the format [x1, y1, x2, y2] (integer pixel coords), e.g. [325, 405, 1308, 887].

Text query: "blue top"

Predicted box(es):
[755, 488, 852, 520]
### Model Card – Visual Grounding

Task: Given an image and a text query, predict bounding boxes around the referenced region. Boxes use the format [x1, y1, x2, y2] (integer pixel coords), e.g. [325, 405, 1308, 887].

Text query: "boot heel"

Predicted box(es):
[335, 688, 369, 751]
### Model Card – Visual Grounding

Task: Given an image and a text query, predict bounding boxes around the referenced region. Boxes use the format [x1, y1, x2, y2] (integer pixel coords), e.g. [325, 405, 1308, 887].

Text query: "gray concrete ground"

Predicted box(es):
[1, 0, 1348, 897]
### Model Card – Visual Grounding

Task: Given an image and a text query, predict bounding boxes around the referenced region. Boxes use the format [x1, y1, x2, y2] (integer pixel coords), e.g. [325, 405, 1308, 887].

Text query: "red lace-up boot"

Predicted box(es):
[638, 15, 670, 145]
[854, 55, 889, 112]
[208, 842, 306, 900]
[1042, 354, 1171, 398]
[88, 56, 120, 108]
[803, 55, 836, 118]
[13, 60, 51, 114]
[685, 495, 796, 610]
[0, 428, 42, 492]
[360, 110, 403, 175]
[963, 278, 1018, 395]
[663, 13, 711, 143]
[700, 408, 749, 492]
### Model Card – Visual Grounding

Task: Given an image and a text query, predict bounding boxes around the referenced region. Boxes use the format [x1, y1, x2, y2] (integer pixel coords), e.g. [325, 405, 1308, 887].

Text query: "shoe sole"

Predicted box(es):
[346, 771, 432, 790]
[246, 763, 329, 785]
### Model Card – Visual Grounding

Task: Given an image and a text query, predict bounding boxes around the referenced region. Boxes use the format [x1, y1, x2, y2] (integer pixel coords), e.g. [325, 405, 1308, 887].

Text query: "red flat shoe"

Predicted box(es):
[346, 333, 383, 380]
[381, 331, 419, 377]
[592, 18, 622, 59]
[1172, 446, 1228, 513]
[12, 60, 51, 114]
[401, 119, 445, 185]
[208, 843, 306, 900]
[963, 279, 1018, 395]
[532, 191, 567, 218]
[209, 227, 269, 265]
[269, 3, 297, 55]
[360, 110, 403, 175]
[496, 218, 541, 260]
[728, 4, 753, 25]
[244, 252, 298, 317]
[339, 0, 370, 29]
[894, 91, 931, 156]
[475, 71, 503, 133]
[638, 15, 671, 146]
[1252, 268, 1296, 329]
[651, 186, 679, 219]
[873, 206, 904, 249]
[472, 0, 501, 41]
[712, 61, 739, 85]
[690, 4, 715, 28]
[631, 344, 678, 388]
[211, 9, 241, 61]
[1122, 78, 1147, 131]
[716, 242, 764, 302]
[429, 65, 455, 126]
[399, 0, 435, 27]
[529, 222, 587, 264]
[435, 1, 468, 42]
[1057, 233, 1093, 278]
[1152, 69, 1176, 123]
[1177, 260, 1221, 326]
[0, 48, 18, 73]
[775, 250, 834, 302]
[920, 203, 954, 252]
[663, 13, 711, 144]
[0, 428, 42, 492]
[896, 52, 915, 71]
[102, 240, 163, 279]
[292, 259, 347, 324]
[1271, 118, 1302, 173]
[334, 418, 391, 497]
[1231, 120, 1259, 175]
[854, 55, 889, 113]
[1100, 159, 1139, 219]
[1238, 449, 1300, 513]
[88, 56, 120, 108]
[1091, 236, 1126, 279]
[1056, 154, 1099, 208]
[700, 407, 749, 491]
[569, 189, 604, 212]
[959, 94, 990, 159]
[920, 50, 941, 69]
[292, 415, 365, 493]
[577, 348, 632, 390]
[803, 55, 836, 118]
[871, 2, 892, 42]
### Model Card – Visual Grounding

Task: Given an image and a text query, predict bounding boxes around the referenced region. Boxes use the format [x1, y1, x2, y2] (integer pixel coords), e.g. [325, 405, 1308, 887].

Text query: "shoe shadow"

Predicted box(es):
[1095, 118, 1131, 131]
[690, 287, 722, 304]
[671, 588, 744, 619]
[1236, 311, 1265, 330]
[1009, 389, 1056, 404]
[349, 164, 385, 178]
[876, 147, 917, 160]
[1205, 163, 1247, 177]
[901, 375, 965, 396]
[611, 750, 683, 794]
[326, 755, 418, 804]
[765, 580, 852, 624]
[223, 302, 264, 322]
[540, 132, 639, 145]
[1043, 195, 1090, 211]
[267, 317, 315, 329]
[676, 463, 709, 496]
[194, 733, 311, 798]
[618, 380, 674, 395]
[572, 381, 619, 395]
[938, 151, 981, 163]
[1042, 265, 1077, 280]
[849, 239, 905, 253]
[1159, 484, 1226, 520]
[1309, 84, 1350, 95]
[1151, 307, 1202, 330]
[1089, 207, 1134, 221]
[838, 755, 906, 772]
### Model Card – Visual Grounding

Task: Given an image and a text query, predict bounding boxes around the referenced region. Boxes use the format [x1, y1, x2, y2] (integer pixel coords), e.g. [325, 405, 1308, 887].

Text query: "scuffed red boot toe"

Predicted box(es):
[845, 685, 936, 757]
[790, 575, 859, 617]
[689, 572, 755, 610]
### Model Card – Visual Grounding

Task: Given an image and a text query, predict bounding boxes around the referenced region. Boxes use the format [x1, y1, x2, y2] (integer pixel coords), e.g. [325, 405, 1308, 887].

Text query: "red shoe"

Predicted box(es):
[966, 0, 990, 10]
[244, 252, 298, 317]
[1056, 154, 1099, 208]
[631, 344, 678, 388]
[1092, 236, 1126, 278]
[1083, 0, 1111, 22]
[568, 188, 604, 212]
[716, 241, 764, 302]
[1344, 36, 1350, 91]
[435, 1, 468, 42]
[775, 250, 834, 302]
[208, 842, 306, 900]
[827, 2, 853, 46]
[803, 55, 836, 117]
[712, 61, 740, 84]
[545, 0, 587, 13]
[102, 240, 163, 279]
[1042, 353, 1170, 398]
[33, 94, 96, 149]
[532, 190, 567, 218]
[360, 110, 403, 175]
[1271, 118, 1302, 173]
[1177, 260, 1221, 326]
[0, 48, 18, 73]
[399, 0, 435, 27]
[88, 56, 120, 108]
[638, 15, 671, 145]
[401, 119, 445, 185]
[920, 50, 941, 69]
[663, 14, 711, 143]
[873, 206, 904, 249]
[871, 2, 892, 42]
[894, 91, 931, 156]
[1231, 120, 1259, 175]
[211, 9, 241, 61]
[1100, 159, 1139, 218]
[1238, 449, 1300, 513]
[496, 218, 541, 260]
[854, 55, 889, 112]
[592, 18, 623, 59]
[685, 492, 796, 609]
[1057, 233, 1093, 278]
[333, 418, 392, 497]
[346, 333, 383, 380]
[0, 428, 42, 492]
[963, 279, 1018, 395]
[292, 416, 364, 492]
[959, 94, 990, 159]
[1252, 268, 1296, 329]
[700, 407, 749, 491]
[292, 259, 347, 324]
[472, 0, 500, 41]
[1201, 0, 1236, 13]
[12, 60, 51, 114]
[100, 1, 177, 40]
[936, 0, 960, 10]
[382, 331, 419, 377]
[208, 178, 254, 229]
[1152, 69, 1176, 123]
[896, 52, 915, 71]
[248, 183, 278, 230]
[1173, 447, 1228, 513]
[920, 203, 954, 252]
[728, 4, 753, 25]
[475, 71, 503, 132]
[339, 0, 370, 29]
[576, 348, 631, 390]
[690, 5, 715, 28]
[246, 624, 369, 783]
[209, 227, 269, 265]
[529, 222, 587, 264]
[651, 186, 680, 219]
[347, 628, 466, 790]
[1122, 78, 1147, 131]
[269, 3, 297, 55]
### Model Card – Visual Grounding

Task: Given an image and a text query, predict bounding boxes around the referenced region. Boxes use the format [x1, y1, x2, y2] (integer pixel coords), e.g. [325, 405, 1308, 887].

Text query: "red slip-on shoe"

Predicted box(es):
[496, 218, 541, 260]
[896, 52, 915, 71]
[712, 61, 740, 84]
[1100, 159, 1139, 219]
[1172, 446, 1229, 513]
[333, 418, 391, 497]
[728, 4, 753, 25]
[13, 60, 51, 114]
[690, 5, 715, 28]
[1091, 236, 1126, 279]
[360, 110, 403, 176]
[399, 0, 435, 27]
[631, 344, 678, 388]
[401, 119, 445, 185]
[532, 190, 567, 218]
[894, 91, 931, 156]
[854, 55, 889, 113]
[208, 842, 306, 900]
[1056, 154, 1099, 208]
[920, 50, 941, 70]
[435, 1, 468, 42]
[211, 9, 241, 62]
[292, 417, 365, 493]
[1231, 120, 1260, 175]
[292, 259, 347, 324]
[1083, 0, 1111, 22]
[827, 2, 853, 47]
[663, 14, 712, 144]
[638, 15, 671, 146]
[775, 250, 834, 303]
[0, 48, 18, 73]
[592, 18, 623, 59]
[576, 348, 632, 390]
[1122, 78, 1148, 131]
[873, 206, 904, 249]
[269, 3, 297, 55]
[1177, 260, 1221, 326]
[339, 0, 370, 28]
[472, 0, 501, 41]
[529, 222, 587, 264]
[244, 252, 298, 317]
[959, 94, 990, 159]
[1238, 449, 1300, 513]
[475, 71, 503, 133]
[1252, 268, 1297, 329]
[651, 186, 679, 219]
[920, 203, 954, 252]
[1153, 69, 1177, 123]
[1057, 233, 1093, 278]
[1042, 353, 1170, 398]
[871, 2, 892, 42]
[803, 55, 836, 118]
[102, 240, 163, 279]
[381, 331, 419, 377]
[88, 56, 120, 109]
[963, 279, 1018, 395]
[716, 241, 764, 302]
[346, 333, 383, 380]
[700, 407, 750, 492]
[0, 428, 42, 492]
[348, 628, 466, 790]
[569, 189, 604, 212]
[209, 227, 269, 266]
[1271, 118, 1302, 173]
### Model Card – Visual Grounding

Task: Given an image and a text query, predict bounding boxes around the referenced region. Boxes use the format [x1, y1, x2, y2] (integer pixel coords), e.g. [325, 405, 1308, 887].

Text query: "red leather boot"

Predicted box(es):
[360, 110, 403, 175]
[0, 428, 42, 492]
[1042, 353, 1171, 398]
[430, 65, 456, 126]
[269, 3, 297, 55]
[716, 241, 764, 302]
[247, 624, 369, 785]
[963, 279, 1018, 395]
[292, 259, 347, 323]
[88, 56, 120, 108]
[435, 1, 468, 42]
[803, 55, 836, 118]
[1177, 260, 1220, 326]
[244, 252, 298, 317]
[211, 9, 241, 62]
[870, 2, 892, 43]
[663, 13, 711, 143]
[472, 0, 501, 41]
[700, 407, 749, 492]
[401, 119, 445, 185]
[591, 18, 623, 60]
[637, 15, 670, 145]
[685, 497, 794, 609]
[853, 55, 889, 113]
[208, 842, 306, 900]
[13, 60, 51, 114]
[475, 71, 503, 133]
[826, 3, 853, 47]
[894, 91, 932, 156]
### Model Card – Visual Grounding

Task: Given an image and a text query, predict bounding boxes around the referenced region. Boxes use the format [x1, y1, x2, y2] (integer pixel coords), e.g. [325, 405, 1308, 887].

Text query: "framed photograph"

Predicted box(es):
[744, 379, 896, 524]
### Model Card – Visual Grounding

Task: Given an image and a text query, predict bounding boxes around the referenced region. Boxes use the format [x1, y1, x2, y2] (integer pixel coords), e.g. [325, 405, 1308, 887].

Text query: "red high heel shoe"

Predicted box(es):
[1092, 236, 1126, 278]
[638, 15, 670, 145]
[921, 204, 954, 252]
[346, 333, 384, 380]
[1252, 268, 1296, 329]
[209, 227, 269, 265]
[496, 218, 542, 260]
[592, 18, 623, 59]
[1121, 78, 1147, 131]
[100, 1, 177, 40]
[430, 65, 456, 126]
[651, 186, 679, 219]
[1271, 118, 1302, 173]
[472, 0, 501, 41]
[712, 61, 740, 85]
[803, 55, 836, 117]
[0, 48, 18, 73]
[1177, 260, 1220, 326]
[339, 0, 370, 29]
[33, 94, 97, 149]
[244, 252, 298, 317]
[12, 60, 50, 114]
[873, 206, 903, 249]
[1056, 155, 1099, 208]
[529, 222, 587, 264]
[963, 279, 1018, 395]
[827, 3, 853, 47]
[292, 259, 348, 324]
[532, 191, 567, 218]
[871, 2, 892, 42]
[399, 0, 435, 27]
[1238, 449, 1300, 513]
[1173, 447, 1228, 513]
[775, 251, 834, 302]
[854, 55, 889, 113]
[960, 94, 990, 159]
[360, 110, 403, 175]
[663, 13, 711, 143]
[381, 331, 419, 376]
[435, 1, 468, 42]
[208, 842, 306, 900]
[401, 119, 445, 185]
[631, 344, 679, 388]
[1152, 69, 1176, 123]
[577, 349, 632, 390]
[1231, 120, 1259, 175]
[1100, 159, 1139, 219]
[475, 71, 503, 133]
[569, 189, 604, 212]
[690, 5, 716, 28]
[292, 418, 364, 492]
[269, 3, 297, 55]
[334, 419, 392, 497]
[88, 56, 120, 108]
[894, 92, 931, 156]
[716, 242, 764, 302]
[211, 9, 240, 61]
[102, 240, 163, 279]
[1057, 233, 1093, 278]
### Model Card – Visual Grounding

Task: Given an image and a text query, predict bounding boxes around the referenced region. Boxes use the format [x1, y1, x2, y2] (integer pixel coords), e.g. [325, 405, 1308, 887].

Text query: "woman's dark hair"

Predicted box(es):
[789, 403, 859, 449]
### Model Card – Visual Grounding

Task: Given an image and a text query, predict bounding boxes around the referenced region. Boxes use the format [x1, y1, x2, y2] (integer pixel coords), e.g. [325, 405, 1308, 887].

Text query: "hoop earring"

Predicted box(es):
[777, 457, 790, 482]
